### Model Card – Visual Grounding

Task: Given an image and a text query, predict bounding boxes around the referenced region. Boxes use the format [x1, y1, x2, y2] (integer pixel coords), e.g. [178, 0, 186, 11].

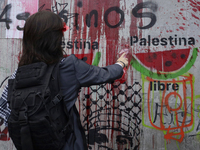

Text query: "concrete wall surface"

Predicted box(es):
[0, 0, 200, 149]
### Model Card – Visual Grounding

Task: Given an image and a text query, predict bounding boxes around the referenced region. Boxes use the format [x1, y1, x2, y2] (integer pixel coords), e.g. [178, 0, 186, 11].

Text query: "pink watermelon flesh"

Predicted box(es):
[135, 48, 190, 72]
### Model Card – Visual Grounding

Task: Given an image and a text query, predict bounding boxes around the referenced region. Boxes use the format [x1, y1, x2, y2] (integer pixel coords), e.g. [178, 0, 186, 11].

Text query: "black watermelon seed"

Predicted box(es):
[153, 53, 157, 59]
[181, 54, 186, 59]
[165, 61, 172, 66]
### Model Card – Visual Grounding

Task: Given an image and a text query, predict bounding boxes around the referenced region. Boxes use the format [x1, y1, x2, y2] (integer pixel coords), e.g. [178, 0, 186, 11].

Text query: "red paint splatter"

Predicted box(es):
[194, 22, 199, 27]
[192, 8, 197, 12]
[71, 2, 122, 146]
[179, 26, 185, 30]
[191, 13, 200, 20]
[175, 17, 179, 20]
[188, 0, 200, 11]
[71, 0, 123, 65]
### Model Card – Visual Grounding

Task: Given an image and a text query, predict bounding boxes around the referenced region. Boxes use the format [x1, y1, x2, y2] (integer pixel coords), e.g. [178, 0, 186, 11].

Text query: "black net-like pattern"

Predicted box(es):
[79, 81, 142, 150]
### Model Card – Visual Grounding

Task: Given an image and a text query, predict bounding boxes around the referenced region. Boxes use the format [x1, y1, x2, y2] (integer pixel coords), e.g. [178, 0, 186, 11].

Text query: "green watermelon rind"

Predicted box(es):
[92, 52, 101, 66]
[130, 48, 198, 80]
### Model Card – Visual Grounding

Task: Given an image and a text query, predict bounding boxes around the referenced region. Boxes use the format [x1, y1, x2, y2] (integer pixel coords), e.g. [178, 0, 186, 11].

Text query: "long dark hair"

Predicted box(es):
[18, 11, 64, 67]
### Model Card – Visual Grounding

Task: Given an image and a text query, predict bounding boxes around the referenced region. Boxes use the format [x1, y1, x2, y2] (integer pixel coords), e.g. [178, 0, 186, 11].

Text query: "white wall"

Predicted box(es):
[0, 0, 200, 149]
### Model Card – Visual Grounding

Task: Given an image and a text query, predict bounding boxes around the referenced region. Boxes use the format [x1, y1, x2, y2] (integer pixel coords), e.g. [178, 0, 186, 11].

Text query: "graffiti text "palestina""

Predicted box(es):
[131, 35, 195, 47]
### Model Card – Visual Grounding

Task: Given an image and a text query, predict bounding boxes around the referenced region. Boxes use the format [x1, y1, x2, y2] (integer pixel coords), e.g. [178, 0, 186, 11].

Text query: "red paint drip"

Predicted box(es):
[103, 0, 121, 65]
[71, 2, 122, 146]
[86, 88, 91, 128]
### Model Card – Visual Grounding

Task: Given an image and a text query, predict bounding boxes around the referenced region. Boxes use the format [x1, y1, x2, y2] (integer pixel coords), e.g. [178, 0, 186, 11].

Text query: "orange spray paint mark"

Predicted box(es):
[146, 74, 194, 143]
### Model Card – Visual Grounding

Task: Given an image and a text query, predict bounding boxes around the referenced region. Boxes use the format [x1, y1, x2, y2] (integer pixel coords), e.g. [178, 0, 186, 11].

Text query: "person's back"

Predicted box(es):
[1, 10, 128, 150]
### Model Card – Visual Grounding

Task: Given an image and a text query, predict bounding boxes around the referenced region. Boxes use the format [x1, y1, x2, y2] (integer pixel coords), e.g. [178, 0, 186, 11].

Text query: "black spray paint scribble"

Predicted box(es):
[16, 12, 30, 30]
[153, 103, 194, 125]
[132, 1, 158, 29]
[0, 1, 158, 31]
[0, 4, 12, 29]
[81, 82, 142, 150]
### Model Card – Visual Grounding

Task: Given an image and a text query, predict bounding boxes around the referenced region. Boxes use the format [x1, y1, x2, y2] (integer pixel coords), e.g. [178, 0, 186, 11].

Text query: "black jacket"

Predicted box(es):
[59, 54, 123, 150]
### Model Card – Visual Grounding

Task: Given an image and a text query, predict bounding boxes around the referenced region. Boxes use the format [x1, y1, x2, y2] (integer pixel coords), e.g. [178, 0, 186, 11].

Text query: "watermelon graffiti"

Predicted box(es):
[131, 48, 198, 80]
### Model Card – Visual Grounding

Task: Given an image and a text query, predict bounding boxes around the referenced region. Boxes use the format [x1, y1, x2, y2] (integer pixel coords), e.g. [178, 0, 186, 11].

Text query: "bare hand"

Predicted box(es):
[116, 53, 128, 68]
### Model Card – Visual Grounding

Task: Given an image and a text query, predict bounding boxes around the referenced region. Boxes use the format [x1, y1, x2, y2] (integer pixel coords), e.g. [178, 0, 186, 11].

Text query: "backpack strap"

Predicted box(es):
[45, 62, 62, 110]
[19, 63, 56, 150]
[47, 62, 77, 148]
[46, 63, 75, 136]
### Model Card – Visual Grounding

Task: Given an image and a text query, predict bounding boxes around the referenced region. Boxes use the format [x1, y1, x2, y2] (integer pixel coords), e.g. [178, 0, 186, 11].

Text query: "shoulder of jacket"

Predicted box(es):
[60, 54, 78, 67]
[61, 54, 76, 61]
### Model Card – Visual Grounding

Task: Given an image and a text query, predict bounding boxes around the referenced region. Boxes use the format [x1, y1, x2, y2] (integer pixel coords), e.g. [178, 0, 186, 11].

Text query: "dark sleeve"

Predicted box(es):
[70, 54, 123, 87]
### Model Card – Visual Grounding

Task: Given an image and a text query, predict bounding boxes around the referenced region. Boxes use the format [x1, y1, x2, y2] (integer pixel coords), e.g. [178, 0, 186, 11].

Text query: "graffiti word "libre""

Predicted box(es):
[64, 40, 99, 50]
[150, 81, 179, 91]
[131, 35, 195, 46]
